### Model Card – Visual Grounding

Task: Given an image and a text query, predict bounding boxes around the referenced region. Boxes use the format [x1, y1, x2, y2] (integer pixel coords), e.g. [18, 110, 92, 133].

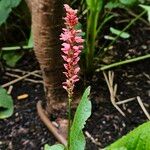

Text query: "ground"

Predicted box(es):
[0, 13, 150, 150]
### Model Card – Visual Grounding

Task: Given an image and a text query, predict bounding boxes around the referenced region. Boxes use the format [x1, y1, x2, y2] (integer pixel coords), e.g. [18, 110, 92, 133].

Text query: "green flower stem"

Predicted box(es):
[97, 54, 150, 71]
[67, 94, 72, 150]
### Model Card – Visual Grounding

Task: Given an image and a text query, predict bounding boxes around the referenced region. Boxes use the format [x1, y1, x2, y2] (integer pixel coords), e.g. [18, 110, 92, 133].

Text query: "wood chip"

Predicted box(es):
[17, 94, 29, 100]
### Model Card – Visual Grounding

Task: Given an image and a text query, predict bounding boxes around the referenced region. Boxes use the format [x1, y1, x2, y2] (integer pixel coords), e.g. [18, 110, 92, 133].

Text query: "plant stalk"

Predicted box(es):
[67, 94, 72, 150]
[97, 54, 150, 71]
[86, 11, 98, 73]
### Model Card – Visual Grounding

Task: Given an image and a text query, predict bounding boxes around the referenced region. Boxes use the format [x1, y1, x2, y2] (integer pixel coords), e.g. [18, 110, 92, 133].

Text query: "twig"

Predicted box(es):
[2, 70, 40, 88]
[103, 71, 126, 117]
[5, 72, 43, 84]
[7, 86, 13, 94]
[6, 68, 42, 78]
[116, 97, 136, 105]
[36, 101, 67, 146]
[137, 96, 150, 120]
[85, 131, 102, 147]
[126, 8, 149, 26]
[143, 72, 150, 80]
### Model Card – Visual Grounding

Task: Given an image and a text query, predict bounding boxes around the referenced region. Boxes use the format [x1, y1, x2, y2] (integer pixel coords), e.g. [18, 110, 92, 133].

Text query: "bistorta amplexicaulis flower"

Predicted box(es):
[60, 4, 84, 97]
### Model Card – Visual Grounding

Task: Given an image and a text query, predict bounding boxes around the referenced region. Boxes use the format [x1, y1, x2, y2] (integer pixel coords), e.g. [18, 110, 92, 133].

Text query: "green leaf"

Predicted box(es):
[139, 5, 150, 22]
[0, 87, 14, 119]
[110, 27, 130, 39]
[105, 121, 150, 150]
[27, 31, 33, 48]
[3, 51, 23, 67]
[44, 144, 64, 150]
[0, 0, 22, 25]
[75, 23, 85, 37]
[105, 1, 123, 9]
[119, 0, 138, 7]
[70, 87, 91, 150]
[86, 0, 103, 12]
[86, 0, 94, 10]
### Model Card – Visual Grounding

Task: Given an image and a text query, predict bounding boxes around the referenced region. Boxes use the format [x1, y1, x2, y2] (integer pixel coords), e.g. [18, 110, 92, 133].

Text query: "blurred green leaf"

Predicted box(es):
[110, 27, 130, 39]
[75, 22, 85, 36]
[0, 87, 14, 119]
[86, 0, 94, 11]
[105, 1, 123, 9]
[105, 121, 150, 150]
[119, 0, 138, 7]
[70, 87, 91, 150]
[3, 51, 23, 67]
[140, 5, 150, 22]
[86, 0, 103, 12]
[27, 31, 33, 47]
[44, 144, 64, 150]
[0, 0, 22, 25]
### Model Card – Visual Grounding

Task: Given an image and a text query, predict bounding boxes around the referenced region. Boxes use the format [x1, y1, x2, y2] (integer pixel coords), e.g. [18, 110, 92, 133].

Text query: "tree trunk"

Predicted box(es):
[31, 0, 66, 112]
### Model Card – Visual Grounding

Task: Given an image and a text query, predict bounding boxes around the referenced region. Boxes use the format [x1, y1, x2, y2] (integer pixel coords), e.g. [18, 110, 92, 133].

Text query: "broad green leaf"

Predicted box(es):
[3, 51, 24, 67]
[105, 121, 150, 150]
[0, 87, 14, 119]
[139, 5, 150, 22]
[0, 0, 22, 25]
[110, 27, 130, 39]
[44, 144, 64, 150]
[70, 87, 91, 150]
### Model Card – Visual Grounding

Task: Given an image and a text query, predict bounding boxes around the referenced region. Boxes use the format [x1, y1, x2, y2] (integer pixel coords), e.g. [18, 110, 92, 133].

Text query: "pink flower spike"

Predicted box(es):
[60, 4, 84, 94]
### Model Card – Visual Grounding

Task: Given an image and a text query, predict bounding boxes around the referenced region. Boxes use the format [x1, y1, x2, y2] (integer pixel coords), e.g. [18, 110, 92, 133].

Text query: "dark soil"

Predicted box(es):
[0, 13, 150, 150]
[0, 57, 150, 150]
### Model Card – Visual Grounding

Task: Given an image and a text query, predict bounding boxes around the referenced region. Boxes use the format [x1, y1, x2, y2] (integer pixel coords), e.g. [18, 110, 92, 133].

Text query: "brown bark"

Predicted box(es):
[31, 0, 66, 112]
[25, 0, 32, 12]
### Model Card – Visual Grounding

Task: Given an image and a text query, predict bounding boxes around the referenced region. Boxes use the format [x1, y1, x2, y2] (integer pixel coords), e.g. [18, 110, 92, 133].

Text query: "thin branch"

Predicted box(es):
[6, 68, 42, 78]
[143, 72, 150, 80]
[7, 86, 13, 94]
[103, 71, 126, 117]
[126, 8, 149, 26]
[116, 97, 136, 105]
[2, 70, 40, 88]
[5, 72, 43, 84]
[137, 96, 150, 120]
[85, 131, 102, 147]
[36, 101, 67, 146]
